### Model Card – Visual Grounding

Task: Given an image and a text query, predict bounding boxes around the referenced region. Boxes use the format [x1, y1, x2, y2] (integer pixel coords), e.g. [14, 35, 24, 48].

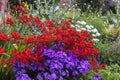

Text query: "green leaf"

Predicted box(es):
[13, 44, 18, 50]
[55, 0, 60, 4]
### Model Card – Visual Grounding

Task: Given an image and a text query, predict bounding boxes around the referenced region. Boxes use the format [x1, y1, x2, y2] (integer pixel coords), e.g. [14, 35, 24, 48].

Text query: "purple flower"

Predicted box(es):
[78, 60, 91, 75]
[27, 62, 37, 71]
[16, 74, 32, 80]
[93, 74, 101, 80]
[50, 73, 57, 80]
[37, 74, 43, 80]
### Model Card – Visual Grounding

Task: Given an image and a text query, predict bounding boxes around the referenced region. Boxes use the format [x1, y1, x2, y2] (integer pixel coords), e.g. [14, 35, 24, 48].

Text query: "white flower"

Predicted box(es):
[86, 25, 91, 29]
[71, 24, 75, 28]
[91, 28, 98, 33]
[92, 34, 97, 37]
[75, 24, 80, 28]
[81, 28, 86, 30]
[89, 25, 94, 28]
[96, 33, 101, 36]
[93, 38, 99, 42]
[77, 21, 86, 25]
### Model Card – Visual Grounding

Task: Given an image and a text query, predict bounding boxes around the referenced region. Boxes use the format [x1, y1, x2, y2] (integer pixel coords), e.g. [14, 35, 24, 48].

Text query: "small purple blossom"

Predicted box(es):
[93, 74, 101, 80]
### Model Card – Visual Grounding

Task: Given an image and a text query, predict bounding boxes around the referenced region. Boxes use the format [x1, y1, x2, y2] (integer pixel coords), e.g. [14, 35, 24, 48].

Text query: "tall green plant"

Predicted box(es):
[29, 0, 75, 20]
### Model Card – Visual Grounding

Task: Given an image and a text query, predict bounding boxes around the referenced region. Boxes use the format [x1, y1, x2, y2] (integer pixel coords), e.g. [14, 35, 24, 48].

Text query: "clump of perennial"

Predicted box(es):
[13, 42, 91, 80]
[4, 19, 101, 80]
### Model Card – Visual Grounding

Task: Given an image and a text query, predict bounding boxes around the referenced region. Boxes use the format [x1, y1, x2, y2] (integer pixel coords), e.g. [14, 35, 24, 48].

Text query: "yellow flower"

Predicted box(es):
[24, 2, 29, 10]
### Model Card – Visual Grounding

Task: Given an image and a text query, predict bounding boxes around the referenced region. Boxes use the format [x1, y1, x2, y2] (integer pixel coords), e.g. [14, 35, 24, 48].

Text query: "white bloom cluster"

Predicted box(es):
[71, 21, 101, 42]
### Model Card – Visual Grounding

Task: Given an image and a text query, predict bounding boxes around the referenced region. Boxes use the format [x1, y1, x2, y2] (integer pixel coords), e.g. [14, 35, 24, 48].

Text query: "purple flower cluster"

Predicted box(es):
[12, 42, 91, 80]
[93, 74, 101, 80]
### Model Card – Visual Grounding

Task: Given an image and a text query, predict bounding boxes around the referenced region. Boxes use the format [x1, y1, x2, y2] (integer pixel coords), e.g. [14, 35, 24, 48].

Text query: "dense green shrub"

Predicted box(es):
[96, 39, 120, 65]
[82, 64, 120, 80]
[75, 0, 104, 13]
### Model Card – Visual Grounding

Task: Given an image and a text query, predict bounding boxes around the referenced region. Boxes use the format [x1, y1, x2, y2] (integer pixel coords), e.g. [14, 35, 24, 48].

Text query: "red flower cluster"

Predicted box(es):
[90, 58, 99, 72]
[0, 48, 6, 56]
[24, 35, 38, 45]
[20, 19, 99, 58]
[8, 48, 44, 65]
[18, 14, 34, 26]
[11, 32, 21, 39]
[5, 17, 14, 26]
[0, 33, 10, 41]
[11, 32, 21, 44]
[101, 63, 107, 70]
[13, 3, 27, 14]
[35, 17, 43, 30]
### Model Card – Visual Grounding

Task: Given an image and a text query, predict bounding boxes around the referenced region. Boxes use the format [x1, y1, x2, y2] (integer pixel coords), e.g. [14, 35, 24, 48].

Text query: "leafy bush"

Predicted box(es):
[96, 39, 120, 65]
[75, 0, 104, 13]
[101, 27, 120, 42]
[82, 64, 120, 80]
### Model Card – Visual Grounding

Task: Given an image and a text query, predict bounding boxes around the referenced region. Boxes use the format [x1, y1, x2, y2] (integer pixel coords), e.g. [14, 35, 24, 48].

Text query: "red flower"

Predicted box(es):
[20, 9, 27, 14]
[35, 17, 43, 29]
[20, 3, 25, 7]
[6, 17, 14, 26]
[101, 64, 107, 70]
[0, 33, 10, 41]
[93, 49, 99, 55]
[13, 5, 20, 10]
[91, 58, 99, 72]
[0, 48, 6, 55]
[24, 35, 38, 44]
[11, 32, 21, 39]
[44, 20, 54, 28]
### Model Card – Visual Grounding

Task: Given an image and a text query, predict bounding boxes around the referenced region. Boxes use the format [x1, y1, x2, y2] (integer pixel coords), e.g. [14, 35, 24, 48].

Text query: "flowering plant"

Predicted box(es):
[0, 8, 102, 79]
[71, 20, 101, 42]
[1, 18, 102, 80]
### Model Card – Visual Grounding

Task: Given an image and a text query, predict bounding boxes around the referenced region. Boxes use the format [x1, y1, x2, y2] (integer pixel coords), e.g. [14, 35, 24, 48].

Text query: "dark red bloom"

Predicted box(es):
[0, 33, 10, 41]
[11, 32, 21, 39]
[93, 49, 99, 55]
[0, 48, 6, 55]
[91, 58, 99, 72]
[20, 9, 27, 14]
[6, 17, 14, 26]
[20, 3, 25, 7]
[101, 64, 107, 70]
[35, 17, 43, 30]
[24, 35, 38, 45]
[44, 20, 54, 28]
[13, 5, 20, 10]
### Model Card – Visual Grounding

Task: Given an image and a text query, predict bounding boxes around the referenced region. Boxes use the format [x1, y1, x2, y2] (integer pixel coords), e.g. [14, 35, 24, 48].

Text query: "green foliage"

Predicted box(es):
[28, 0, 77, 20]
[96, 38, 120, 65]
[0, 66, 15, 80]
[74, 13, 109, 33]
[75, 0, 104, 13]
[101, 27, 120, 42]
[101, 14, 120, 27]
[82, 64, 120, 80]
